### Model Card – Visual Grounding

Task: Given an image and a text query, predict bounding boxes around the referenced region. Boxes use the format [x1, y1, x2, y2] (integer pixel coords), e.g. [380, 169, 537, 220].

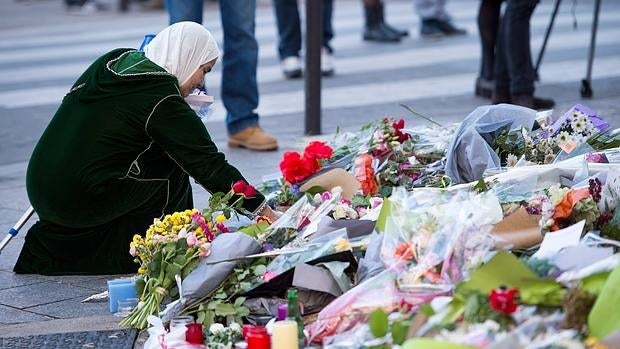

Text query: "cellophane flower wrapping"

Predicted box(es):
[381, 188, 500, 288]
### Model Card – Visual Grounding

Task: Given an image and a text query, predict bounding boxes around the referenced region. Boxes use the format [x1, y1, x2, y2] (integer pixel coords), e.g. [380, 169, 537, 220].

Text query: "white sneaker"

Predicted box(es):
[321, 48, 335, 77]
[281, 56, 302, 79]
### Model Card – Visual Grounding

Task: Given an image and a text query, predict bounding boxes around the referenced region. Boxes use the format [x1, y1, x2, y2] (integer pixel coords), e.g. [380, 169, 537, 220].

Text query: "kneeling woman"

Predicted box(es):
[14, 22, 277, 275]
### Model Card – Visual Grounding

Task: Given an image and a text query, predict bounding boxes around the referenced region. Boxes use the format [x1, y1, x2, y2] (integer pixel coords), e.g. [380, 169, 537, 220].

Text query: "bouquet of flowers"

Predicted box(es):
[120, 180, 259, 329]
[494, 105, 610, 167]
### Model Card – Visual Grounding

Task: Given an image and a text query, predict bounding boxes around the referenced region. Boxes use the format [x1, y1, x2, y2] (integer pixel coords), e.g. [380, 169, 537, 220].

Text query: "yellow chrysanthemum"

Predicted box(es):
[215, 215, 226, 223]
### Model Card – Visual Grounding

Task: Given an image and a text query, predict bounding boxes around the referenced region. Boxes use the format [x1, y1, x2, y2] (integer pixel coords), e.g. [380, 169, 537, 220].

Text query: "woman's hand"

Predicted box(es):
[260, 205, 282, 223]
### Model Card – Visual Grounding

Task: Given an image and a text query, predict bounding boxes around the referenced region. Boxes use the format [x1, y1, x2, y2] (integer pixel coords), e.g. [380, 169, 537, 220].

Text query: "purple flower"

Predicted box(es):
[585, 152, 609, 164]
[321, 191, 332, 201]
[262, 243, 274, 252]
[291, 184, 301, 195]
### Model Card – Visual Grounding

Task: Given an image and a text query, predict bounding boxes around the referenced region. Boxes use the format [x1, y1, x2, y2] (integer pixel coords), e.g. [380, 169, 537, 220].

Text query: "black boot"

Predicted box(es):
[377, 2, 408, 38]
[363, 3, 401, 42]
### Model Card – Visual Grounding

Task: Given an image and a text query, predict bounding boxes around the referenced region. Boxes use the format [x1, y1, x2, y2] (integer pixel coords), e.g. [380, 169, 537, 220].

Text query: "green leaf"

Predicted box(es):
[369, 308, 389, 338]
[239, 282, 252, 291]
[215, 303, 237, 316]
[375, 198, 391, 232]
[197, 310, 206, 324]
[208, 300, 221, 310]
[236, 305, 250, 318]
[214, 292, 227, 300]
[392, 320, 410, 345]
[419, 303, 435, 317]
[303, 185, 327, 195]
[580, 271, 610, 296]
[234, 297, 246, 307]
[252, 265, 267, 277]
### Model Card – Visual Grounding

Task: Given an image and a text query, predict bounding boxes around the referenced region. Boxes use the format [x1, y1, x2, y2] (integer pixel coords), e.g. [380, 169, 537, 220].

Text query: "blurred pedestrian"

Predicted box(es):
[64, 0, 107, 14]
[475, 0, 503, 99]
[362, 0, 408, 43]
[493, 0, 555, 109]
[415, 0, 466, 38]
[165, 0, 278, 151]
[13, 22, 278, 275]
[273, 0, 335, 78]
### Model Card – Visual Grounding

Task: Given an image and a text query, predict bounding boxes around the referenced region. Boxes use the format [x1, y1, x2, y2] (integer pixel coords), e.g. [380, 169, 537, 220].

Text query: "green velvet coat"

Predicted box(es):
[14, 49, 265, 275]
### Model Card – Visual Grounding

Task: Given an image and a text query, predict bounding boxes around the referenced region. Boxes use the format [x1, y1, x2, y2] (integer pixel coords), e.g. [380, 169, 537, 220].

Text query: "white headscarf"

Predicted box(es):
[144, 21, 220, 86]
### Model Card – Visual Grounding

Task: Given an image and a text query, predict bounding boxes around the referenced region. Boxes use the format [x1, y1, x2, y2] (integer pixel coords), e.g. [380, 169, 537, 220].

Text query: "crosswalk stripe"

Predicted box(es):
[2, 55, 617, 118]
[1, 4, 617, 61]
[0, 24, 620, 87]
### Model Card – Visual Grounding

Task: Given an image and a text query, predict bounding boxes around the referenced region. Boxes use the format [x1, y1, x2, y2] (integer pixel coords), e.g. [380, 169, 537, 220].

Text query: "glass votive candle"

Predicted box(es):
[185, 323, 204, 344]
[170, 316, 195, 330]
[114, 298, 138, 317]
[271, 320, 298, 349]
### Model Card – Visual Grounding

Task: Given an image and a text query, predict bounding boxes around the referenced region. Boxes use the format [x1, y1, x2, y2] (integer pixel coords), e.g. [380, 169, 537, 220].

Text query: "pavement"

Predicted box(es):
[0, 0, 619, 346]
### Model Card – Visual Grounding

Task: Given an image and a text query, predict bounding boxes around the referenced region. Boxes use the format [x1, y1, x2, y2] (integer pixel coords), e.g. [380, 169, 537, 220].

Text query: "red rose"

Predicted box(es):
[303, 141, 333, 161]
[232, 180, 248, 194]
[243, 184, 257, 198]
[392, 119, 405, 130]
[489, 286, 518, 315]
[280, 152, 313, 184]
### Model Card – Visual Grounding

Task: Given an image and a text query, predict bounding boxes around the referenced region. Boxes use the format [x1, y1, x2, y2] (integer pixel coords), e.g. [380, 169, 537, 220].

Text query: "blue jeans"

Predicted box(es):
[494, 0, 539, 95]
[272, 0, 334, 60]
[165, 0, 259, 134]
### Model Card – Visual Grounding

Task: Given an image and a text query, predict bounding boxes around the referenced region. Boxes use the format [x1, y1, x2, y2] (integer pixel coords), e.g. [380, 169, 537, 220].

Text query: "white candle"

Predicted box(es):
[271, 320, 298, 349]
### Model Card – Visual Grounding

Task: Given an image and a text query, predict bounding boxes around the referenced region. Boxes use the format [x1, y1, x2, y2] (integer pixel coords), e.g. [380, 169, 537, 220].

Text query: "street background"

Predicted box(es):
[1, 0, 619, 338]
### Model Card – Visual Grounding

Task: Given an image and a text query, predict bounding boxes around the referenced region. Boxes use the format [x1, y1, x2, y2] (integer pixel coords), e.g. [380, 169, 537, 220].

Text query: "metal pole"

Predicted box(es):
[305, 0, 322, 135]
[534, 0, 561, 79]
[0, 206, 35, 255]
[581, 0, 601, 98]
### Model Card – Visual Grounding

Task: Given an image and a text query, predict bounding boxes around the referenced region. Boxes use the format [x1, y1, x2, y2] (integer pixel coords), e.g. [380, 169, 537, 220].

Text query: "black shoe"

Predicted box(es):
[363, 3, 401, 42]
[475, 77, 494, 99]
[435, 19, 467, 36]
[363, 26, 401, 42]
[420, 19, 444, 38]
[376, 2, 408, 37]
[382, 23, 409, 38]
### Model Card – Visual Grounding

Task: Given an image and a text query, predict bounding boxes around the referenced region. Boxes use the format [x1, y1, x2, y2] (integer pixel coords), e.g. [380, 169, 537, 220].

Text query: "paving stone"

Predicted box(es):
[0, 270, 45, 291]
[0, 304, 51, 324]
[26, 296, 111, 319]
[0, 328, 137, 349]
[0, 281, 93, 309]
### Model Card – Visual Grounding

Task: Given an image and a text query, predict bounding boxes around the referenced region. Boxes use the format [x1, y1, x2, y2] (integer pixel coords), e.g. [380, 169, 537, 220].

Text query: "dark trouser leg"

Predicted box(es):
[273, 0, 302, 60]
[504, 0, 538, 95]
[323, 0, 334, 53]
[478, 0, 503, 81]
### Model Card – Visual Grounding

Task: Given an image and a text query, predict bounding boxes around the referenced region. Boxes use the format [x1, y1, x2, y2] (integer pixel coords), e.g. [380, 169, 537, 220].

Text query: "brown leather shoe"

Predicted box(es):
[228, 126, 278, 151]
[511, 94, 555, 110]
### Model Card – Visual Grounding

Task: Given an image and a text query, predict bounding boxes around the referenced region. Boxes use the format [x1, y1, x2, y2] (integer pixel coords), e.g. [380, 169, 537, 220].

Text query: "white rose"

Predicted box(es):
[229, 323, 242, 332]
[209, 323, 225, 334]
[333, 206, 347, 220]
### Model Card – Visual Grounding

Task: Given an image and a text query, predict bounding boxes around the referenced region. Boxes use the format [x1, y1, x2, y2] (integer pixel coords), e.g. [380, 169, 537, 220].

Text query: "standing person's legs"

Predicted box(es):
[273, 0, 303, 78]
[273, 0, 302, 60]
[503, 0, 537, 96]
[476, 0, 503, 98]
[493, 13, 511, 103]
[164, 0, 203, 24]
[222, 0, 278, 150]
[321, 0, 336, 76]
[415, 0, 466, 37]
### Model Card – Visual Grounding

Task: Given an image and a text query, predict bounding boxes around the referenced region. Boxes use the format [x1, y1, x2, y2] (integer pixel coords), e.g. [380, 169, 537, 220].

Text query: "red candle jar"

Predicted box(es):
[246, 326, 270, 349]
[242, 324, 256, 339]
[185, 323, 204, 344]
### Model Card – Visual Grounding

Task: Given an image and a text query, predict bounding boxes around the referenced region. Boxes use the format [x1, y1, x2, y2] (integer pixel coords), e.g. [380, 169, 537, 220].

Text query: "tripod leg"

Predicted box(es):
[535, 0, 562, 81]
[581, 0, 601, 98]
